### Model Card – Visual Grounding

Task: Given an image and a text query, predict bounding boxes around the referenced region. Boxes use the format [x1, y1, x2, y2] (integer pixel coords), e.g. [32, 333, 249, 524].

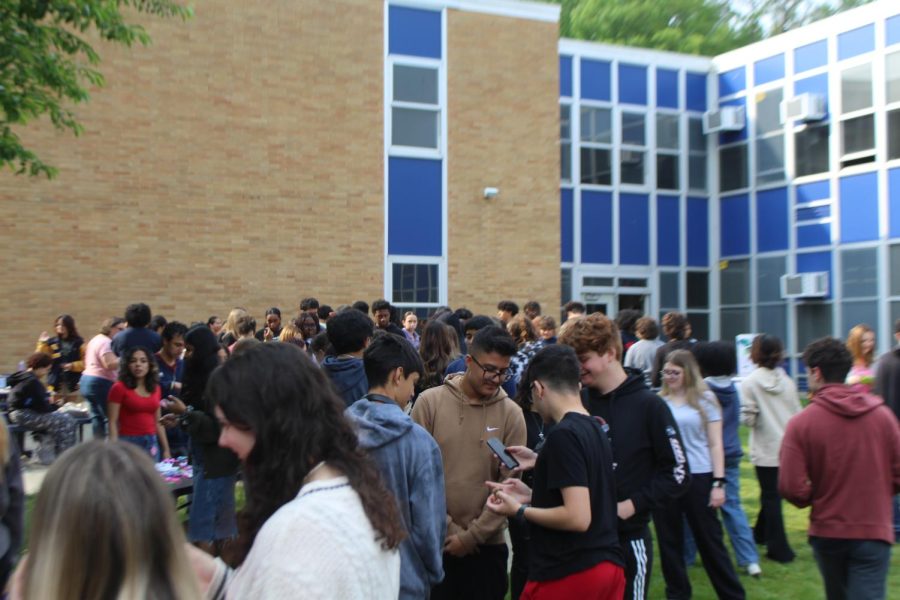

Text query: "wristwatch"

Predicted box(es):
[515, 503, 530, 523]
[711, 478, 726, 489]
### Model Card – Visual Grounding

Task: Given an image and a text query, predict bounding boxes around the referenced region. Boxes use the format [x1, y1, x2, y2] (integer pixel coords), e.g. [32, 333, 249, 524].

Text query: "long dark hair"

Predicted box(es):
[55, 314, 81, 342]
[117, 346, 158, 392]
[181, 326, 221, 411]
[207, 343, 406, 565]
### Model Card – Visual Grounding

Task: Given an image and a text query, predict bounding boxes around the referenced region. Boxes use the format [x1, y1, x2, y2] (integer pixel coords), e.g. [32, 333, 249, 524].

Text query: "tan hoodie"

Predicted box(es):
[740, 366, 802, 467]
[411, 373, 526, 553]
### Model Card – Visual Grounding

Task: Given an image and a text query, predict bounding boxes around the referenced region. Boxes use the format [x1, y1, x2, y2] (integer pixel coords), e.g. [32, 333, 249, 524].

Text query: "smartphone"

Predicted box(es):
[486, 437, 519, 470]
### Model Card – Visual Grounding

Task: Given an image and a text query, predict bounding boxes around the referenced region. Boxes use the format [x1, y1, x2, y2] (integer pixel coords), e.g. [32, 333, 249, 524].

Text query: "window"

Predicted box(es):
[755, 88, 785, 184]
[561, 104, 572, 182]
[888, 51, 900, 104]
[797, 303, 833, 349]
[659, 272, 680, 333]
[841, 64, 873, 113]
[841, 247, 878, 335]
[686, 271, 708, 309]
[391, 64, 440, 150]
[720, 260, 750, 341]
[795, 123, 830, 176]
[656, 113, 679, 190]
[688, 117, 707, 191]
[842, 115, 875, 165]
[840, 63, 874, 166]
[756, 256, 788, 344]
[392, 263, 439, 304]
[581, 106, 612, 185]
[621, 112, 646, 185]
[719, 144, 748, 192]
[890, 110, 900, 161]
[892, 244, 900, 296]
[561, 268, 572, 306]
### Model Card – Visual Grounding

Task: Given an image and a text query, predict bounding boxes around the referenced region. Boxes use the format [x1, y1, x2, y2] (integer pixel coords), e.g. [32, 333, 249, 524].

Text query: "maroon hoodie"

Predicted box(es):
[779, 383, 900, 544]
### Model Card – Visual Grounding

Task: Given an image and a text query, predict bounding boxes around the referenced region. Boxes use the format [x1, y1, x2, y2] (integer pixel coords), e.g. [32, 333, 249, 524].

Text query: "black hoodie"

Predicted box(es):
[875, 346, 900, 422]
[6, 371, 52, 413]
[581, 367, 690, 537]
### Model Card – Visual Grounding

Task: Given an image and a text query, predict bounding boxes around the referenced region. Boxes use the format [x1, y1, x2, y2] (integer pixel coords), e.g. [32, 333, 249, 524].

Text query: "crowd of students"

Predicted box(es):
[1, 296, 899, 599]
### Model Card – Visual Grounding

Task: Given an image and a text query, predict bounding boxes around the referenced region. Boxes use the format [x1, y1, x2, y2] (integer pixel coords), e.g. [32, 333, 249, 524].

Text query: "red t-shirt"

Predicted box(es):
[108, 381, 161, 436]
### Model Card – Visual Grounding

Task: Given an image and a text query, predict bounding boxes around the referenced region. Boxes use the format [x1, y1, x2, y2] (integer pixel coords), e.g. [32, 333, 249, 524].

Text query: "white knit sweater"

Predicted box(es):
[206, 476, 400, 599]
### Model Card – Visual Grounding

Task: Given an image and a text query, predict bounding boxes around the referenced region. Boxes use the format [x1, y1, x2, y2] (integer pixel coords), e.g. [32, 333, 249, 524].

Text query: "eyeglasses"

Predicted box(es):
[660, 369, 682, 378]
[469, 354, 512, 383]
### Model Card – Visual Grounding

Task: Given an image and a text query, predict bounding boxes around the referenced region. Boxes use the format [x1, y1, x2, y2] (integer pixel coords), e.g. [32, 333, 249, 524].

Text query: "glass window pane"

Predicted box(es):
[795, 124, 830, 177]
[892, 301, 900, 332]
[687, 313, 709, 342]
[841, 300, 878, 338]
[580, 148, 611, 185]
[393, 65, 438, 104]
[757, 304, 788, 344]
[889, 52, 900, 105]
[841, 248, 878, 298]
[392, 263, 438, 303]
[719, 144, 748, 192]
[621, 150, 645, 185]
[660, 272, 679, 308]
[561, 105, 571, 141]
[757, 256, 786, 302]
[561, 143, 571, 182]
[687, 272, 709, 309]
[622, 112, 645, 146]
[797, 303, 833, 349]
[581, 107, 612, 143]
[841, 64, 873, 113]
[689, 117, 705, 151]
[721, 259, 750, 305]
[656, 154, 679, 190]
[842, 114, 874, 155]
[392, 108, 439, 148]
[721, 308, 751, 343]
[889, 109, 900, 161]
[657, 114, 679, 149]
[756, 134, 785, 184]
[756, 88, 783, 136]
[892, 244, 900, 296]
[689, 155, 707, 191]
[561, 268, 572, 305]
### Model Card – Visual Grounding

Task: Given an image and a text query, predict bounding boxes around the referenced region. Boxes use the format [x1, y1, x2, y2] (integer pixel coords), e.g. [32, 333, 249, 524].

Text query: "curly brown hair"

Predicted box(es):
[507, 314, 538, 348]
[558, 312, 623, 361]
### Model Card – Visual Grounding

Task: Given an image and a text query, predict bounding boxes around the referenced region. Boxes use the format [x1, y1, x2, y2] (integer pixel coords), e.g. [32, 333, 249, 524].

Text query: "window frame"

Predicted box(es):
[579, 101, 614, 187]
[388, 57, 444, 159]
[838, 59, 876, 167]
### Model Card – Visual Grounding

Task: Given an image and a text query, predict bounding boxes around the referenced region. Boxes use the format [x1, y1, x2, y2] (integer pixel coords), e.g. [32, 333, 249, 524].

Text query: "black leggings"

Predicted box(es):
[754, 465, 795, 562]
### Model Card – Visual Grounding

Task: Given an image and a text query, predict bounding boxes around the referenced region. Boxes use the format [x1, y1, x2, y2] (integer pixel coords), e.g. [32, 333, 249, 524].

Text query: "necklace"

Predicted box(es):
[529, 411, 545, 442]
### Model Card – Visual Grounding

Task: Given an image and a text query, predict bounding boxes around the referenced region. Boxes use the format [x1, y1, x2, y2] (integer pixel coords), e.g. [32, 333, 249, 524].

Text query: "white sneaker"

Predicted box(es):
[746, 562, 762, 577]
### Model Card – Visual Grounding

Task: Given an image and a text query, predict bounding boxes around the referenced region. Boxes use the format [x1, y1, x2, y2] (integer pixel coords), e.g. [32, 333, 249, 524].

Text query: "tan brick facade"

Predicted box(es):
[445, 10, 560, 319]
[0, 2, 561, 370]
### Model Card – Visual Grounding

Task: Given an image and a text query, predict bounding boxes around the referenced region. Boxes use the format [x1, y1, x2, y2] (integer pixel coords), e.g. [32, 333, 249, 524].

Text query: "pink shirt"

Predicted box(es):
[82, 334, 117, 381]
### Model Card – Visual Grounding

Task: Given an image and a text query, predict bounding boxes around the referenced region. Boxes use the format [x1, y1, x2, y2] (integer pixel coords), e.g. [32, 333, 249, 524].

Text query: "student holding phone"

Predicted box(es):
[486, 345, 624, 599]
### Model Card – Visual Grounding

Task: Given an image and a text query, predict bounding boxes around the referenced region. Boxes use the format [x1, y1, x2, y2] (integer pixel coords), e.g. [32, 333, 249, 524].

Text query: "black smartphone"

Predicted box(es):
[486, 437, 519, 470]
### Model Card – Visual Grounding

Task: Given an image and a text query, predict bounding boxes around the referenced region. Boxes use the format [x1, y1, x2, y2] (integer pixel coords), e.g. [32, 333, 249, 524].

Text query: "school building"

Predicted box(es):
[1, 0, 898, 381]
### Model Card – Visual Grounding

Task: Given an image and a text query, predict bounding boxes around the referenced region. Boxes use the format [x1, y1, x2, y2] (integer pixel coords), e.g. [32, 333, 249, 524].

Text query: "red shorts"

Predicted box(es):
[520, 561, 625, 600]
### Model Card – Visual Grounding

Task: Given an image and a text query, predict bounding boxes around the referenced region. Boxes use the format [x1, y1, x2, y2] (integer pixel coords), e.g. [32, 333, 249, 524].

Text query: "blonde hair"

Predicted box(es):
[846, 324, 875, 367]
[22, 441, 200, 600]
[661, 350, 718, 429]
[221, 307, 249, 339]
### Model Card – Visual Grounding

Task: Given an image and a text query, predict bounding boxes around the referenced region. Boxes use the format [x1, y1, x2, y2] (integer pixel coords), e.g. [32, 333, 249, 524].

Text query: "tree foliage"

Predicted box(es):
[544, 0, 874, 56]
[0, 0, 191, 178]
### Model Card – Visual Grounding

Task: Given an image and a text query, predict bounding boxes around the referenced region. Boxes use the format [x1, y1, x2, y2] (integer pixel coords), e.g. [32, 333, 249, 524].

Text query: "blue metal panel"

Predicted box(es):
[687, 197, 709, 267]
[838, 24, 875, 61]
[656, 68, 679, 109]
[581, 191, 613, 264]
[793, 73, 829, 117]
[797, 223, 831, 248]
[794, 40, 828, 73]
[561, 189, 574, 262]
[720, 194, 750, 257]
[388, 157, 442, 256]
[796, 180, 830, 204]
[757, 187, 789, 252]
[619, 193, 649, 265]
[619, 63, 648, 106]
[581, 59, 611, 101]
[686, 72, 707, 112]
[890, 168, 900, 239]
[718, 97, 747, 145]
[560, 55, 573, 98]
[889, 14, 900, 47]
[657, 195, 680, 266]
[797, 205, 831, 221]
[718, 67, 745, 98]
[797, 251, 832, 299]
[839, 172, 879, 242]
[388, 6, 441, 59]
[754, 54, 785, 85]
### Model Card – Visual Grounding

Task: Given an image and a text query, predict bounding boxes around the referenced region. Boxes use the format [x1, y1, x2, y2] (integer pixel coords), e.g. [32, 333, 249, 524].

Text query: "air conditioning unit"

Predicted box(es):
[780, 272, 829, 299]
[702, 106, 745, 134]
[780, 93, 826, 124]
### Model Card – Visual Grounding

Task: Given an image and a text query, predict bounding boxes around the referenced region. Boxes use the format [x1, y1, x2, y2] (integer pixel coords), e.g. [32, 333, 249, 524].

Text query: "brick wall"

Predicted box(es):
[445, 10, 560, 320]
[0, 0, 384, 370]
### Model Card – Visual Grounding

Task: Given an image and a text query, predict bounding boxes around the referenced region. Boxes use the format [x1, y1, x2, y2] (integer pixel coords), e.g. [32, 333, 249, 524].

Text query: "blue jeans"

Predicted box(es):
[120, 434, 160, 461]
[685, 456, 759, 567]
[893, 495, 900, 542]
[810, 537, 891, 600]
[187, 444, 237, 543]
[79, 375, 112, 439]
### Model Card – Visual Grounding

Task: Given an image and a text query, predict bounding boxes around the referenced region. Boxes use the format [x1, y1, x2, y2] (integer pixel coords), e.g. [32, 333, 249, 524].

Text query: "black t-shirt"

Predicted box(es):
[528, 412, 623, 581]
